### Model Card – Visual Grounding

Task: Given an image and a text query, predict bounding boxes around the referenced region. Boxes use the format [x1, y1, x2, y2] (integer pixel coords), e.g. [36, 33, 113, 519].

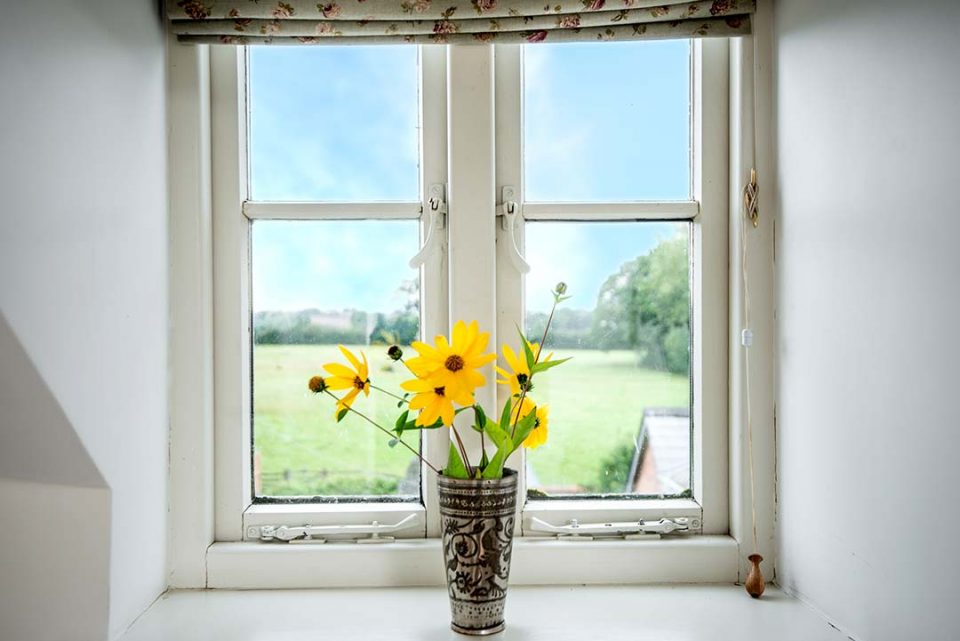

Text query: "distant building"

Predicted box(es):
[627, 407, 690, 495]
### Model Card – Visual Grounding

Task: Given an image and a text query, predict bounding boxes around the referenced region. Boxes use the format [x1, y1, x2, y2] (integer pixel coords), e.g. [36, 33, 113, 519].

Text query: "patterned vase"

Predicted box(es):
[437, 468, 518, 635]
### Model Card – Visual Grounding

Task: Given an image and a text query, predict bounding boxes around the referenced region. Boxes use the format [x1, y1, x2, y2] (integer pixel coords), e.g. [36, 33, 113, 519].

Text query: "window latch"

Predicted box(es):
[497, 185, 530, 274]
[250, 514, 420, 544]
[528, 516, 700, 540]
[409, 183, 447, 269]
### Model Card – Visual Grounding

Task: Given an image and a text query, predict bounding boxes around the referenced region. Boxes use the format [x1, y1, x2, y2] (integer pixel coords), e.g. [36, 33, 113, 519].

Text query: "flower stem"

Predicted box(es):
[323, 390, 440, 475]
[511, 297, 560, 440]
[450, 425, 474, 478]
[371, 384, 407, 404]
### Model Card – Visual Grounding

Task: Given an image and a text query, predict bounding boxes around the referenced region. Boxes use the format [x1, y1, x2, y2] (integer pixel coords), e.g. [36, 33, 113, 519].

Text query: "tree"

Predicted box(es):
[590, 236, 690, 374]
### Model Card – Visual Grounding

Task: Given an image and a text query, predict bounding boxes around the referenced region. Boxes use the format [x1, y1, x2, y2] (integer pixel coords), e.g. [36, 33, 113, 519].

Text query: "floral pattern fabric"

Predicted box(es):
[169, 0, 752, 44]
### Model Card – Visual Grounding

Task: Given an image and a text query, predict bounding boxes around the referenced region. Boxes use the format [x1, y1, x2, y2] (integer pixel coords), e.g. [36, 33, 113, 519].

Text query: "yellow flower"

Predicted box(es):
[322, 345, 371, 418]
[406, 320, 496, 403]
[524, 404, 549, 449]
[509, 396, 549, 449]
[400, 377, 458, 427]
[495, 341, 552, 396]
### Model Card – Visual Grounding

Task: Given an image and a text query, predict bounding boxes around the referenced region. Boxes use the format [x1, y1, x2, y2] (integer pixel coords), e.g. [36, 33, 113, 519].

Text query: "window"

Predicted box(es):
[247, 47, 424, 503]
[210, 40, 728, 544]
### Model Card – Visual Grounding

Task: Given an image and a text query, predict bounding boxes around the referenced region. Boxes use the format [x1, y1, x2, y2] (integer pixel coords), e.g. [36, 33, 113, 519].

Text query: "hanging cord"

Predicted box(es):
[742, 169, 758, 555]
[742, 29, 765, 599]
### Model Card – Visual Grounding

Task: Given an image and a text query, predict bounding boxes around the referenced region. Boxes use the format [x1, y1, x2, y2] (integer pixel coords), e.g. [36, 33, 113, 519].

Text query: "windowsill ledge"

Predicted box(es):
[206, 535, 738, 589]
[119, 585, 847, 641]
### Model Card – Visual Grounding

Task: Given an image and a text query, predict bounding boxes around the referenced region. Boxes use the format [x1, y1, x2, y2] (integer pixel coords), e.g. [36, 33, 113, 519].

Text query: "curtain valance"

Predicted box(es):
[169, 0, 753, 45]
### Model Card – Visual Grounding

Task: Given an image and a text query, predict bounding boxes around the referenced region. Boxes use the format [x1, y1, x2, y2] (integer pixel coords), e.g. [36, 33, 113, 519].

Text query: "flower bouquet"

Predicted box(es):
[307, 283, 570, 634]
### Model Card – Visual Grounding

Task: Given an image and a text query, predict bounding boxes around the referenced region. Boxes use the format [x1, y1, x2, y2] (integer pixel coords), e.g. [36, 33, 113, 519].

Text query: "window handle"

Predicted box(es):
[409, 184, 447, 269]
[500, 186, 530, 274]
[527, 516, 699, 539]
[250, 514, 421, 544]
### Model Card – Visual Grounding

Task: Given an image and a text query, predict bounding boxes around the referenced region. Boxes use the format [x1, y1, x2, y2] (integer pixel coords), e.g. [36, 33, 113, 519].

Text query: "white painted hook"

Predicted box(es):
[501, 192, 530, 274]
[409, 184, 446, 269]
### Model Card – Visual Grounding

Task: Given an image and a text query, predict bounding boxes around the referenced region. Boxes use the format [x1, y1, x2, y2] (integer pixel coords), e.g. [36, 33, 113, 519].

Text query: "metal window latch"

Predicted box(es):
[248, 514, 420, 544]
[409, 183, 447, 269]
[497, 185, 530, 274]
[528, 516, 700, 541]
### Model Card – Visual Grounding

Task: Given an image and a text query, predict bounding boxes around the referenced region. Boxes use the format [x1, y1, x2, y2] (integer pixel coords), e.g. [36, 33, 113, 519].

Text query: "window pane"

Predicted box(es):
[523, 41, 691, 202]
[524, 222, 691, 498]
[251, 220, 422, 500]
[248, 46, 420, 202]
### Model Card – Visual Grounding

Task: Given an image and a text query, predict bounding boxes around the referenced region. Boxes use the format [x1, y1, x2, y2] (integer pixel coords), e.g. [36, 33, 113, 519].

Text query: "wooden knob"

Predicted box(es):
[745, 554, 765, 598]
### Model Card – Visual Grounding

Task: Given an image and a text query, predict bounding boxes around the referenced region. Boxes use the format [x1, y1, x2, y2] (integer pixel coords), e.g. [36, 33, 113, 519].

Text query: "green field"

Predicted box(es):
[253, 344, 689, 496]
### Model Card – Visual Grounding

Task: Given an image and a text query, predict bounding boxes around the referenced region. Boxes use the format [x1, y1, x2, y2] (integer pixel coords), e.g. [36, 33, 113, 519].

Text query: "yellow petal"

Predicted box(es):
[324, 363, 356, 379]
[359, 351, 369, 380]
[451, 320, 468, 352]
[439, 399, 455, 426]
[338, 345, 362, 371]
[410, 340, 441, 361]
[502, 344, 525, 375]
[401, 377, 432, 392]
[465, 351, 496, 368]
[416, 403, 440, 427]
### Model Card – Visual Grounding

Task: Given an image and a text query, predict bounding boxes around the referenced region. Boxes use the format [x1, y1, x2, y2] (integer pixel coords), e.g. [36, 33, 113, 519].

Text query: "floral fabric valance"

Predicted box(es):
[169, 0, 753, 45]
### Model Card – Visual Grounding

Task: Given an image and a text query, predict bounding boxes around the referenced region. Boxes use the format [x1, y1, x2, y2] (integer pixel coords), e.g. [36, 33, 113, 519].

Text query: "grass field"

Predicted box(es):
[253, 344, 689, 496]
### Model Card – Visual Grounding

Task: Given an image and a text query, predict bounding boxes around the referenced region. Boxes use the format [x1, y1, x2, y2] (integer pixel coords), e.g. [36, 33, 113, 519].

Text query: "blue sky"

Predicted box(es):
[249, 42, 690, 316]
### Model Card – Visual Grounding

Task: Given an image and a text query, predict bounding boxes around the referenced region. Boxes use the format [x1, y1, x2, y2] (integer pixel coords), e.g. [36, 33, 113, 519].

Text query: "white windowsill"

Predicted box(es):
[119, 585, 846, 641]
[206, 536, 738, 589]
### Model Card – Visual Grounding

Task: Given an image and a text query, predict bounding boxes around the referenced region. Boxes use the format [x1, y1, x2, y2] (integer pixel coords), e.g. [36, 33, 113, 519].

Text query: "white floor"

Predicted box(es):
[119, 585, 847, 641]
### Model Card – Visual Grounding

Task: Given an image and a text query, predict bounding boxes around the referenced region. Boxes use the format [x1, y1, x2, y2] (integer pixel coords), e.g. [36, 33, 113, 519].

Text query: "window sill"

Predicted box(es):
[120, 584, 846, 641]
[206, 535, 738, 589]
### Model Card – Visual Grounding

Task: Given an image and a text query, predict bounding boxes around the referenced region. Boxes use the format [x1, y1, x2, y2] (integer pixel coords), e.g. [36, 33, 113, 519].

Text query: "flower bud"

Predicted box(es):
[387, 345, 403, 361]
[308, 376, 328, 393]
[554, 282, 568, 295]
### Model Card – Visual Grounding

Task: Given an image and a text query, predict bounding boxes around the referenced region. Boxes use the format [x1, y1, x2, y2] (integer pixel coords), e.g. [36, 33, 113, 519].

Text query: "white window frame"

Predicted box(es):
[493, 41, 730, 535]
[167, 21, 777, 589]
[208, 45, 451, 541]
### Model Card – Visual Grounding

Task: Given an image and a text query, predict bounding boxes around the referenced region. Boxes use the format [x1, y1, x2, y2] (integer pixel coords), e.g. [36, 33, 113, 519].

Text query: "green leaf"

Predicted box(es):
[499, 395, 514, 431]
[483, 418, 511, 451]
[473, 404, 487, 432]
[530, 357, 572, 375]
[444, 442, 470, 479]
[512, 409, 538, 449]
[397, 417, 443, 435]
[479, 448, 490, 470]
[517, 326, 536, 371]
[388, 438, 399, 448]
[336, 408, 348, 423]
[481, 445, 507, 479]
[394, 410, 410, 432]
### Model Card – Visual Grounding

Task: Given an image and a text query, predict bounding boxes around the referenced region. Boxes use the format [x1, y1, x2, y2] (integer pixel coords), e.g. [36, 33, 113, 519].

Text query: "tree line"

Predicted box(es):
[254, 237, 690, 375]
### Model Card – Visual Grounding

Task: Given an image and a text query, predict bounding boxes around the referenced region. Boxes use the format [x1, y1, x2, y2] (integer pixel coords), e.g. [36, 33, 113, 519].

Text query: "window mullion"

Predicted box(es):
[493, 44, 528, 525]
[419, 45, 449, 537]
[445, 46, 498, 468]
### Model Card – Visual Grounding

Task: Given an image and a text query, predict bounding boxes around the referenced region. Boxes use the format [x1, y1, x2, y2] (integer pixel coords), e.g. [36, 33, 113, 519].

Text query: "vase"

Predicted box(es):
[437, 468, 518, 636]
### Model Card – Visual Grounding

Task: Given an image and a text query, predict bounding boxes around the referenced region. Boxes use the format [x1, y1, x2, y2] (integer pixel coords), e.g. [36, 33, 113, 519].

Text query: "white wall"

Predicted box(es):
[0, 1, 169, 639]
[773, 1, 960, 639]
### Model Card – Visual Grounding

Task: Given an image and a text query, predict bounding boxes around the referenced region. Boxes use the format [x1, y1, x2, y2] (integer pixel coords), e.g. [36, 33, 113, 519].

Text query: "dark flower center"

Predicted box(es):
[434, 386, 446, 397]
[444, 355, 465, 372]
[353, 376, 366, 390]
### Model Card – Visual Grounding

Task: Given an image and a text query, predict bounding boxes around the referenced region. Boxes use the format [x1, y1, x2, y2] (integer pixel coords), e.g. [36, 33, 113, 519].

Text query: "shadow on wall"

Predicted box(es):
[0, 311, 112, 641]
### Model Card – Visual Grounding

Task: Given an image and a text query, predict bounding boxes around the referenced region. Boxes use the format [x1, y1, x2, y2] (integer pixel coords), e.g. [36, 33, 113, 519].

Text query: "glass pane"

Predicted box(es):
[248, 46, 420, 202]
[524, 222, 691, 498]
[252, 220, 422, 499]
[523, 41, 691, 202]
